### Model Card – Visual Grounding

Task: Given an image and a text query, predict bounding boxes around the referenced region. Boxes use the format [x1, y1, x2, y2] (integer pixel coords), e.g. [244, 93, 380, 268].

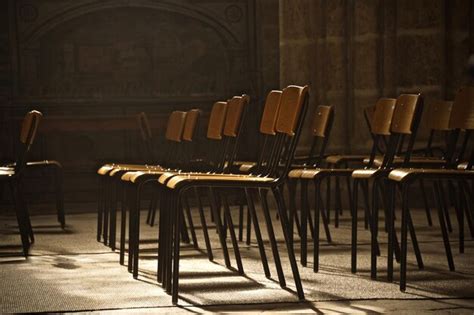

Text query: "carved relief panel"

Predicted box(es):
[6, 0, 258, 201]
[15, 0, 252, 100]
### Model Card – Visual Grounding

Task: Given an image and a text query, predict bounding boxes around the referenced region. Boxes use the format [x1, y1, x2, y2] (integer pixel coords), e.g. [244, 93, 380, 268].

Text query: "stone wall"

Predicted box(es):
[280, 0, 474, 154]
[1, 0, 279, 202]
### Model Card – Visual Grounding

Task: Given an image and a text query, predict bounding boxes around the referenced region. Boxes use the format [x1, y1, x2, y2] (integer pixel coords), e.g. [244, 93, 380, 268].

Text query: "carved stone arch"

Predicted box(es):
[16, 0, 250, 98]
[21, 0, 240, 48]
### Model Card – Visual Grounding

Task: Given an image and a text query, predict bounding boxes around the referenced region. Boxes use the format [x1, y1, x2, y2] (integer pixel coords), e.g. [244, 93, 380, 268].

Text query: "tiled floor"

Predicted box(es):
[1, 202, 474, 313]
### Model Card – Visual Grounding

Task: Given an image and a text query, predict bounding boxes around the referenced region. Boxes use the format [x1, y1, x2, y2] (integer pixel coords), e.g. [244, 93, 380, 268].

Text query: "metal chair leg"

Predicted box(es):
[370, 179, 380, 279]
[400, 184, 409, 291]
[194, 187, 213, 261]
[119, 183, 128, 265]
[439, 182, 453, 232]
[245, 188, 270, 278]
[221, 192, 244, 274]
[288, 179, 297, 243]
[300, 180, 308, 266]
[351, 179, 359, 274]
[54, 166, 65, 228]
[209, 188, 232, 269]
[335, 177, 342, 227]
[238, 203, 244, 241]
[11, 181, 30, 257]
[172, 192, 181, 304]
[459, 180, 474, 238]
[97, 177, 104, 242]
[434, 182, 455, 271]
[318, 184, 332, 243]
[246, 205, 252, 245]
[407, 207, 424, 269]
[387, 181, 395, 282]
[419, 179, 433, 226]
[314, 179, 322, 272]
[272, 186, 305, 300]
[260, 189, 286, 287]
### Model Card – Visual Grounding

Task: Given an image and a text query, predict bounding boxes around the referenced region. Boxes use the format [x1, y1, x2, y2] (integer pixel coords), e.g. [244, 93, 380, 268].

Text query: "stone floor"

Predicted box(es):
[1, 201, 474, 313]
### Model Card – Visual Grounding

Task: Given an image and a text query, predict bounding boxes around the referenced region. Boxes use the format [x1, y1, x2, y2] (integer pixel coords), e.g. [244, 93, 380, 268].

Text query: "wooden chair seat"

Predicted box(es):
[108, 165, 163, 176]
[238, 163, 256, 172]
[0, 168, 15, 177]
[288, 169, 305, 178]
[389, 168, 474, 182]
[326, 154, 369, 165]
[367, 156, 446, 168]
[351, 168, 382, 179]
[165, 174, 275, 189]
[4, 160, 62, 168]
[97, 163, 163, 175]
[121, 170, 167, 183]
[300, 168, 354, 179]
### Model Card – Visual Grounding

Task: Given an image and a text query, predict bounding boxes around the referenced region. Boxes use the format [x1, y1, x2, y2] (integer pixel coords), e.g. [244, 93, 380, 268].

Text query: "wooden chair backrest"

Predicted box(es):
[305, 105, 334, 167]
[182, 109, 201, 142]
[380, 93, 424, 168]
[312, 105, 333, 138]
[446, 86, 474, 168]
[371, 98, 396, 136]
[260, 90, 282, 135]
[16, 110, 43, 173]
[206, 101, 228, 140]
[20, 110, 42, 148]
[223, 95, 249, 137]
[391, 94, 422, 135]
[165, 111, 187, 142]
[449, 86, 474, 130]
[425, 100, 453, 131]
[255, 85, 309, 178]
[276, 85, 309, 136]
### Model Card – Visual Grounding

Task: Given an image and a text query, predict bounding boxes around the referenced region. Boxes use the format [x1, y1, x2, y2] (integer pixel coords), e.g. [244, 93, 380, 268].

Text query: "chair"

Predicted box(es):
[289, 97, 398, 271]
[324, 105, 385, 228]
[96, 111, 158, 243]
[352, 94, 426, 281]
[98, 110, 189, 248]
[0, 110, 42, 257]
[156, 85, 309, 304]
[388, 86, 474, 291]
[122, 96, 249, 276]
[286, 105, 335, 262]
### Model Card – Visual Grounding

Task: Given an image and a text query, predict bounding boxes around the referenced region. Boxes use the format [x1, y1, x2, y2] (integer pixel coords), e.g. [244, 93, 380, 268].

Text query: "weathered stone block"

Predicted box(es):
[325, 92, 347, 151]
[397, 0, 443, 30]
[397, 34, 443, 86]
[326, 0, 346, 37]
[448, 0, 471, 30]
[354, 0, 379, 35]
[354, 39, 378, 89]
[279, 0, 316, 40]
[280, 41, 315, 87]
[324, 41, 346, 91]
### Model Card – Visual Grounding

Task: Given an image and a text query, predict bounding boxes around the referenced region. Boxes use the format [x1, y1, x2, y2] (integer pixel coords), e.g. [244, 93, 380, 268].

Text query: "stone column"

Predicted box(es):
[279, 0, 473, 154]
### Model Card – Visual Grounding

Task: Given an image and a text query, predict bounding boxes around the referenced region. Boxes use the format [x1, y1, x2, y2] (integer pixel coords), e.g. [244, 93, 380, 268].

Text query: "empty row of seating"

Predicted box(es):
[96, 85, 473, 304]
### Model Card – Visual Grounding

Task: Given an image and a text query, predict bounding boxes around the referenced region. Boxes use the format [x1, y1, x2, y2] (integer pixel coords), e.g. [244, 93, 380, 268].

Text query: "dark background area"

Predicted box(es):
[0, 0, 473, 203]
